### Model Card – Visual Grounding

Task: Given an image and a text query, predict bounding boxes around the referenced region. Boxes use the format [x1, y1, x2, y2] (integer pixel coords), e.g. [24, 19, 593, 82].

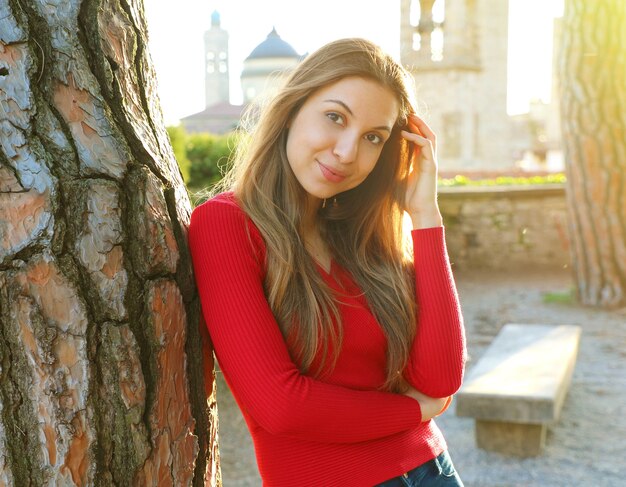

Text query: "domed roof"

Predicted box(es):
[246, 28, 300, 60]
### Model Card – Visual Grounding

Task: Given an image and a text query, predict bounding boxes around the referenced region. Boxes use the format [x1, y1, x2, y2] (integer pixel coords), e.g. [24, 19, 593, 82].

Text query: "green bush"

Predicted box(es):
[187, 132, 240, 190]
[166, 125, 191, 183]
[166, 126, 240, 191]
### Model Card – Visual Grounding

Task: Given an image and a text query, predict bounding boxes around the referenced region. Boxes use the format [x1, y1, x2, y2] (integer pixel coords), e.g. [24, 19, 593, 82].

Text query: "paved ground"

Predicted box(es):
[214, 268, 626, 486]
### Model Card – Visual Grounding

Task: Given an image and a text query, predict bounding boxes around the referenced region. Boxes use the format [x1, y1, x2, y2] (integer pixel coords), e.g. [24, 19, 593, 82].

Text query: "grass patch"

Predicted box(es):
[439, 173, 566, 187]
[542, 288, 575, 304]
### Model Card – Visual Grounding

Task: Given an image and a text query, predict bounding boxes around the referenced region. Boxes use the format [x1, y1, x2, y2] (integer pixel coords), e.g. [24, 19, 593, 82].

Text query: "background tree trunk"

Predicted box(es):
[0, 0, 219, 485]
[559, 0, 626, 307]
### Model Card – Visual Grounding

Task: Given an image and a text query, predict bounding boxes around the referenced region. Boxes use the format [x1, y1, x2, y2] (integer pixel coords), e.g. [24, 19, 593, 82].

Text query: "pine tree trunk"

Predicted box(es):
[0, 0, 219, 485]
[559, 0, 626, 307]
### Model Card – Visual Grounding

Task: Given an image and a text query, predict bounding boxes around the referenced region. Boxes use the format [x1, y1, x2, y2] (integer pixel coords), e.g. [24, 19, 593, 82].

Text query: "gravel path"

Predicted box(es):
[215, 268, 626, 486]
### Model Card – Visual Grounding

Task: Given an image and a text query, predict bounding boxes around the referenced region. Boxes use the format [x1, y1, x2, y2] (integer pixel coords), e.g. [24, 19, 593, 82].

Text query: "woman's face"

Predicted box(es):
[285, 76, 400, 204]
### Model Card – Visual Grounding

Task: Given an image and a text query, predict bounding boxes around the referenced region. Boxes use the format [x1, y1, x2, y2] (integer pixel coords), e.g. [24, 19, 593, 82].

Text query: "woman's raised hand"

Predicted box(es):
[400, 114, 443, 229]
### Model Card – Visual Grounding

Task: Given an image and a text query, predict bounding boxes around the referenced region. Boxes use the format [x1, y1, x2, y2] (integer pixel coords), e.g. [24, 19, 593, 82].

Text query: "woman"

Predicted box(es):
[189, 38, 466, 486]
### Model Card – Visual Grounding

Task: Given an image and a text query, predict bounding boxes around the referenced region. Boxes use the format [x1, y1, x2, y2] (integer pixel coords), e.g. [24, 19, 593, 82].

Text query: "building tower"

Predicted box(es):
[204, 10, 230, 108]
[400, 0, 512, 171]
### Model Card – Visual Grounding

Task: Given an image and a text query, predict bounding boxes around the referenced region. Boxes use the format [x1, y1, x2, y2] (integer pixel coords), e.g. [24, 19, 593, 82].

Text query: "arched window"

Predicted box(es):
[431, 0, 445, 61]
[410, 0, 446, 62]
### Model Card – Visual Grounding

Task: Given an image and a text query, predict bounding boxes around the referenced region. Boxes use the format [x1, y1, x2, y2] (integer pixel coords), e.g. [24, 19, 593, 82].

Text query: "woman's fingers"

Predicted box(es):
[400, 130, 436, 170]
[408, 114, 436, 142]
[405, 114, 437, 154]
[400, 130, 431, 148]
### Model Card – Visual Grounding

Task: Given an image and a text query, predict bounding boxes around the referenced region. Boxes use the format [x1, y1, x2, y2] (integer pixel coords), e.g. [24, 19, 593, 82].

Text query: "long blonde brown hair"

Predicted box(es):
[219, 38, 418, 392]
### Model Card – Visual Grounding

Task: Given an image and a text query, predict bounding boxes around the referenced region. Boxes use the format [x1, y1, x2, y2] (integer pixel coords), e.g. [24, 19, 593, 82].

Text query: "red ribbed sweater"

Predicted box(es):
[188, 192, 466, 487]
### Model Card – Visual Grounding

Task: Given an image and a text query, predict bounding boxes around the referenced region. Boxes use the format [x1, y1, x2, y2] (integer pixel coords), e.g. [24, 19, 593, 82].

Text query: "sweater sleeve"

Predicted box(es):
[403, 227, 467, 397]
[189, 196, 423, 443]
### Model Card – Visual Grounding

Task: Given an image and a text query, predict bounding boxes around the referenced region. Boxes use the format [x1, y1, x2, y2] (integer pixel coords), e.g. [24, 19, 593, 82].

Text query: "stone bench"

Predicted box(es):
[455, 323, 581, 457]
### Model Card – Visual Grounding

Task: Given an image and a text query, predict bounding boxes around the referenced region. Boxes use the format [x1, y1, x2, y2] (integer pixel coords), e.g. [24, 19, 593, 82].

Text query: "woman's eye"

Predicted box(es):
[326, 112, 344, 124]
[366, 133, 383, 144]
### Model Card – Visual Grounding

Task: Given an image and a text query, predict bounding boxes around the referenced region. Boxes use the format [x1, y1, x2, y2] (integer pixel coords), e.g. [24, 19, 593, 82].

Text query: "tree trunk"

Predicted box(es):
[0, 0, 219, 485]
[558, 0, 626, 307]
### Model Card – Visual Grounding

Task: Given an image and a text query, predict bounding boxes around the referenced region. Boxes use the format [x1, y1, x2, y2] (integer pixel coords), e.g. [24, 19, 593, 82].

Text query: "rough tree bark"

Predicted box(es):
[0, 0, 219, 485]
[559, 0, 626, 307]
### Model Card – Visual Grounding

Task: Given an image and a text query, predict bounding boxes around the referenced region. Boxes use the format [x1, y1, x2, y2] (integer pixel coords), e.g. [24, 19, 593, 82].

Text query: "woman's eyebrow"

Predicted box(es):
[323, 99, 392, 132]
[324, 99, 354, 115]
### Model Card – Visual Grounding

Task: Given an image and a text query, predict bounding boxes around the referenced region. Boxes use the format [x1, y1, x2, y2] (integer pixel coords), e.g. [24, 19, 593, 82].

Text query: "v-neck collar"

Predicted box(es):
[313, 257, 334, 277]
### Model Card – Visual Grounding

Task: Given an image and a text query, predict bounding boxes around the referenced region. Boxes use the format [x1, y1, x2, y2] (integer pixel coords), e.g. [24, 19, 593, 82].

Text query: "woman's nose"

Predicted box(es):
[332, 133, 359, 163]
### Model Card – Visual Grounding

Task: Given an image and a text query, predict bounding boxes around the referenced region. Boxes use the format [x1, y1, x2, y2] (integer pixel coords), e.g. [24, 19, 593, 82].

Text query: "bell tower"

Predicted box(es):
[400, 0, 511, 171]
[204, 10, 230, 108]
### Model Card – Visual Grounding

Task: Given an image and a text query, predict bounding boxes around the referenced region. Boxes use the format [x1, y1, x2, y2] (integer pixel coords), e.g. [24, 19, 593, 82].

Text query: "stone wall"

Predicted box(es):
[439, 184, 570, 270]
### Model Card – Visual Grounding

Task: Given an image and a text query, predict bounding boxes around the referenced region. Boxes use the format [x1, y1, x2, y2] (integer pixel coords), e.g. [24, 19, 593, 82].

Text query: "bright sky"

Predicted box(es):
[144, 0, 564, 125]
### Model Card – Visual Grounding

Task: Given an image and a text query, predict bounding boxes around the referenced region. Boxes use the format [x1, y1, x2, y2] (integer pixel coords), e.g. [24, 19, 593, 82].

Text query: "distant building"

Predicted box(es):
[509, 100, 550, 170]
[241, 28, 303, 103]
[180, 101, 245, 135]
[181, 14, 302, 134]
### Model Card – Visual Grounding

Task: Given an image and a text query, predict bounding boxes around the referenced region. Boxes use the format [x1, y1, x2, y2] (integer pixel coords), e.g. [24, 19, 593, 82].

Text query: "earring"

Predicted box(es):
[322, 198, 327, 208]
[332, 196, 338, 208]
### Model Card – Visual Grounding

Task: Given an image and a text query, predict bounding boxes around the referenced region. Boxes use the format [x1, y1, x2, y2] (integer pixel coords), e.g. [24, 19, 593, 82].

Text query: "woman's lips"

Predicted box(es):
[317, 161, 346, 183]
